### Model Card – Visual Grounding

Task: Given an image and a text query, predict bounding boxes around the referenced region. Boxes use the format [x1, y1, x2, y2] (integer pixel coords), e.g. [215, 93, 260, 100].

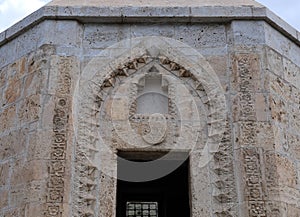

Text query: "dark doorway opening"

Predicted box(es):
[116, 152, 190, 217]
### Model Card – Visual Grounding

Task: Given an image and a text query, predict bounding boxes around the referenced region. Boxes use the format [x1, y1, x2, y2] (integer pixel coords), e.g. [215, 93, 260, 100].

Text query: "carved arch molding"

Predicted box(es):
[71, 37, 236, 217]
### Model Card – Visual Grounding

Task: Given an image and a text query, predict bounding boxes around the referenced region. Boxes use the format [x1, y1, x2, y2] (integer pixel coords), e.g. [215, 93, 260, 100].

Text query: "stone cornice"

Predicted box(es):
[0, 5, 299, 47]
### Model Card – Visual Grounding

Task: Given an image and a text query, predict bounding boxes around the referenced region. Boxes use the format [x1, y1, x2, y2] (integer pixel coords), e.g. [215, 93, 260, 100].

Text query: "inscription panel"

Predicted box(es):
[45, 57, 73, 217]
[233, 54, 267, 217]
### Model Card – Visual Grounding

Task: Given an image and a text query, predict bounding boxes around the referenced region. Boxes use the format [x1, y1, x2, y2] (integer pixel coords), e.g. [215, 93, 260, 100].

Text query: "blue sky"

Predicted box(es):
[0, 0, 299, 33]
[256, 0, 300, 31]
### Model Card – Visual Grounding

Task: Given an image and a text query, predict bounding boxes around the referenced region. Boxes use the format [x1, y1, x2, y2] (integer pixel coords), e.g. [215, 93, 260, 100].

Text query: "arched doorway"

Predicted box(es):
[72, 36, 230, 217]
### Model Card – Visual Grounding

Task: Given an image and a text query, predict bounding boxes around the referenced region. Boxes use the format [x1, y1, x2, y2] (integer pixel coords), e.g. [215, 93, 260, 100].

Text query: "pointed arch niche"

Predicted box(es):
[72, 37, 236, 217]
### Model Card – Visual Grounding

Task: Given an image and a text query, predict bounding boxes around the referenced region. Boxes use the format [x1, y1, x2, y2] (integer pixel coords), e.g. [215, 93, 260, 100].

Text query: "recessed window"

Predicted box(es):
[117, 152, 190, 217]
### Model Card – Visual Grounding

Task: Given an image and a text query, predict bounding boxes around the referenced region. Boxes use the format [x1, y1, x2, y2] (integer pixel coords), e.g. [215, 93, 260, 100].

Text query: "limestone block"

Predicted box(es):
[256, 122, 274, 150]
[206, 55, 228, 91]
[283, 57, 300, 88]
[10, 158, 48, 185]
[9, 186, 26, 208]
[262, 69, 271, 92]
[48, 56, 79, 96]
[0, 105, 16, 132]
[266, 153, 298, 188]
[2, 207, 25, 217]
[175, 101, 199, 122]
[269, 74, 292, 102]
[18, 94, 41, 124]
[15, 24, 42, 59]
[27, 45, 54, 75]
[3, 76, 22, 105]
[23, 70, 48, 96]
[237, 147, 268, 216]
[2, 21, 54, 70]
[269, 93, 288, 125]
[287, 204, 300, 217]
[190, 153, 211, 215]
[175, 121, 201, 149]
[287, 132, 300, 160]
[110, 121, 145, 149]
[231, 93, 256, 122]
[277, 157, 298, 188]
[0, 39, 17, 69]
[26, 181, 47, 203]
[105, 97, 129, 121]
[5, 57, 27, 80]
[231, 21, 266, 45]
[290, 85, 300, 105]
[265, 23, 300, 67]
[99, 152, 117, 212]
[24, 203, 47, 217]
[10, 181, 46, 210]
[27, 130, 53, 160]
[0, 129, 27, 161]
[191, 205, 211, 217]
[255, 93, 269, 121]
[289, 105, 300, 133]
[0, 161, 10, 187]
[234, 122, 257, 148]
[231, 95, 240, 122]
[266, 201, 288, 216]
[266, 48, 284, 77]
[264, 152, 279, 193]
[131, 24, 175, 38]
[99, 173, 117, 217]
[121, 5, 190, 21]
[175, 24, 226, 49]
[2, 57, 26, 105]
[273, 125, 290, 154]
[40, 95, 55, 130]
[234, 121, 275, 150]
[83, 24, 131, 49]
[231, 53, 262, 94]
[0, 189, 9, 210]
[5, 54, 27, 80]
[82, 47, 111, 59]
[0, 67, 7, 88]
[39, 20, 83, 48]
[0, 87, 4, 109]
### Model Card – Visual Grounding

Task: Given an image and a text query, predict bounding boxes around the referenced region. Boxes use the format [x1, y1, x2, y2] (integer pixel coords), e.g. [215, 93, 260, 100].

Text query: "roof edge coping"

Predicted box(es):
[0, 5, 299, 47]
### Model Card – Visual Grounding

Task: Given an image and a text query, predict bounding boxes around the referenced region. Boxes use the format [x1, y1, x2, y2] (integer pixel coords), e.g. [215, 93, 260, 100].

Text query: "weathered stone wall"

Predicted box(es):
[229, 21, 300, 216]
[0, 46, 53, 216]
[0, 18, 299, 217]
[266, 47, 300, 216]
[0, 45, 79, 216]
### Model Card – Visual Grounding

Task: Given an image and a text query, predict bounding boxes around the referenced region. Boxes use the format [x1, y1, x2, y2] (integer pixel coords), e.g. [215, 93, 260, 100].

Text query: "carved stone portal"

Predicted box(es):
[72, 36, 231, 217]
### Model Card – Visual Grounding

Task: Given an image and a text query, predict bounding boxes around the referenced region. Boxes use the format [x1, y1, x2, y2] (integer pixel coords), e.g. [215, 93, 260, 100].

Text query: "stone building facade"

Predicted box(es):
[0, 0, 300, 216]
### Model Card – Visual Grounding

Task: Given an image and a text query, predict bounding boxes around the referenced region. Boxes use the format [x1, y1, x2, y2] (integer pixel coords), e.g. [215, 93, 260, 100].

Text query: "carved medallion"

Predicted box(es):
[142, 113, 167, 145]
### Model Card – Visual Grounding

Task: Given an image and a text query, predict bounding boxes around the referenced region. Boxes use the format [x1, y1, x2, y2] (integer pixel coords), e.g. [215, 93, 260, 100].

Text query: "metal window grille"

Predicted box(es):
[126, 202, 158, 217]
